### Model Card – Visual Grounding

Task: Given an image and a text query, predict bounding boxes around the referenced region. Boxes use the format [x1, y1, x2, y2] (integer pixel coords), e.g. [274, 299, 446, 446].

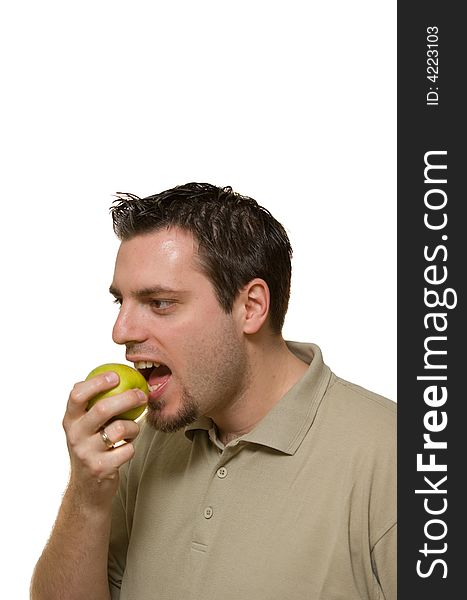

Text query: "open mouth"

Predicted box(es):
[134, 360, 172, 394]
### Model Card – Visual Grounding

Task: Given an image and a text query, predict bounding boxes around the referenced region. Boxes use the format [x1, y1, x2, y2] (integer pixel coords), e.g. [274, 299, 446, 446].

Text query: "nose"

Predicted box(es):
[112, 301, 147, 346]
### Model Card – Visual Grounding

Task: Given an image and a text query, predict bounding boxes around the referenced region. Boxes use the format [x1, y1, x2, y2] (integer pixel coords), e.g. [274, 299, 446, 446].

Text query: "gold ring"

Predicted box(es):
[99, 428, 114, 450]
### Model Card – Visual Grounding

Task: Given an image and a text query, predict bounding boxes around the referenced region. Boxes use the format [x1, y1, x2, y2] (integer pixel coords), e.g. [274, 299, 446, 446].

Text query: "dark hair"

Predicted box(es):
[110, 182, 292, 333]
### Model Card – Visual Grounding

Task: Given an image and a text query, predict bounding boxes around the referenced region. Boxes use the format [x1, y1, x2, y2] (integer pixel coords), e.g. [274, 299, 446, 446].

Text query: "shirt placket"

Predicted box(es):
[190, 441, 245, 574]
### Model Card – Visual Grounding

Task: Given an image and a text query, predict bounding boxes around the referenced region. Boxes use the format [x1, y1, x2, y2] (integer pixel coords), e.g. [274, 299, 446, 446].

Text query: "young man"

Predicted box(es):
[31, 182, 396, 600]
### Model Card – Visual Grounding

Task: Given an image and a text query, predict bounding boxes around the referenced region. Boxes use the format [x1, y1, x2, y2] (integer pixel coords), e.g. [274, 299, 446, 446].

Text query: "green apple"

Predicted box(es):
[85, 363, 148, 421]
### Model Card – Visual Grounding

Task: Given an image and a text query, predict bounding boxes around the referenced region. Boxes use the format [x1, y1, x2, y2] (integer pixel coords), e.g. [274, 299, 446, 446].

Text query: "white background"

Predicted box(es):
[0, 1, 396, 596]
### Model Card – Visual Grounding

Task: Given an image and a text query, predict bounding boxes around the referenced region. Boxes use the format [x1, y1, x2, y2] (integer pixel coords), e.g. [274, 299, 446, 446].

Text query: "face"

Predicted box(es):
[110, 227, 249, 431]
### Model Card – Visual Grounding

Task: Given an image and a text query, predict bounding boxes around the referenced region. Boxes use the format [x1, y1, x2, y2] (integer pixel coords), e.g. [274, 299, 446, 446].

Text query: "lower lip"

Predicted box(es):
[148, 375, 171, 401]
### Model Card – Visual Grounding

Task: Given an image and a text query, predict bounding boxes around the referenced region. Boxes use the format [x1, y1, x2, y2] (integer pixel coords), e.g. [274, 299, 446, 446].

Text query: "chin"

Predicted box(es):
[146, 394, 199, 432]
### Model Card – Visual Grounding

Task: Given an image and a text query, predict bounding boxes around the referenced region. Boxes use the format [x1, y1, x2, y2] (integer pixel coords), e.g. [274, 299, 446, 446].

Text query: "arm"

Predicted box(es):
[30, 372, 147, 600]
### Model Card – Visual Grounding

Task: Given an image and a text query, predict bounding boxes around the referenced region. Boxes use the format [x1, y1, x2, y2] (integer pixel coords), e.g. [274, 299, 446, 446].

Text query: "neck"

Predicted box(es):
[209, 335, 309, 445]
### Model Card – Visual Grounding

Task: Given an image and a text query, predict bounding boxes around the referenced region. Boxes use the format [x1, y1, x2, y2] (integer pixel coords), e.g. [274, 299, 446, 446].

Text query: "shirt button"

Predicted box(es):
[216, 467, 227, 479]
[204, 506, 213, 519]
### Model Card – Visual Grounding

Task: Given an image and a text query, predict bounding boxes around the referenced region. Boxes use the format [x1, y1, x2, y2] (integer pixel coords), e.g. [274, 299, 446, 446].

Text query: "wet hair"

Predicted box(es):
[110, 182, 292, 333]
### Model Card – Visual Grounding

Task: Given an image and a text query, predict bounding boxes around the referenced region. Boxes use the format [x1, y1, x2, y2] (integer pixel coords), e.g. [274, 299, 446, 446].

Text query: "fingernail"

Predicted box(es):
[106, 372, 119, 383]
[136, 389, 147, 402]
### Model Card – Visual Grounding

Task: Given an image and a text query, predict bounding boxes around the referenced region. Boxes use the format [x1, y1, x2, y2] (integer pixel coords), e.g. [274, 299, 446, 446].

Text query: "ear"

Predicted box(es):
[236, 278, 270, 335]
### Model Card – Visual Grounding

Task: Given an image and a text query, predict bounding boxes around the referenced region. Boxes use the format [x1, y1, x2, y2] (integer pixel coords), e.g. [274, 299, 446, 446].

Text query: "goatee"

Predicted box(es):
[146, 390, 200, 432]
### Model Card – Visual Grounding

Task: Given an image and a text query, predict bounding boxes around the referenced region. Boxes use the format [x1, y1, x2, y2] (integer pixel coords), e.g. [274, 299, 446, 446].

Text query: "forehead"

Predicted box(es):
[112, 227, 200, 291]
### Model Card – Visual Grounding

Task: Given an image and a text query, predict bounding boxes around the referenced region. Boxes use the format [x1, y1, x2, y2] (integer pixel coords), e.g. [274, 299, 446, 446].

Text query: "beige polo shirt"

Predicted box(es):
[108, 342, 396, 600]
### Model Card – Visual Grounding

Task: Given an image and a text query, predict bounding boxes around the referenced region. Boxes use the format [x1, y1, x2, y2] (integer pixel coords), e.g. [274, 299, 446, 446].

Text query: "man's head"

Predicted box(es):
[110, 182, 292, 334]
[109, 182, 293, 432]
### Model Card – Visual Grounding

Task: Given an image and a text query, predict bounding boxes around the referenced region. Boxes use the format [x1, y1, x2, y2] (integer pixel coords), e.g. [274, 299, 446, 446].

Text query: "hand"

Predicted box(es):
[62, 371, 147, 505]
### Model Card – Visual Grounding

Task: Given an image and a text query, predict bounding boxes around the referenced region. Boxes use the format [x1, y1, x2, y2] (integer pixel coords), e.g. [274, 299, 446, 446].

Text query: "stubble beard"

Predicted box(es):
[144, 320, 250, 433]
[145, 388, 200, 432]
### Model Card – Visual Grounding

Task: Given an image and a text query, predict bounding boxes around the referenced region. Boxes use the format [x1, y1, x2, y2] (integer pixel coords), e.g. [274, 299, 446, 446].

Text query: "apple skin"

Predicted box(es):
[85, 363, 148, 421]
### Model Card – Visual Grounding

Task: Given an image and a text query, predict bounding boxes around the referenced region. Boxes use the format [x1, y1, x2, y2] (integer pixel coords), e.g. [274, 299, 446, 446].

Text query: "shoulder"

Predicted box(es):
[313, 373, 396, 494]
[329, 374, 396, 414]
[324, 374, 396, 442]
[321, 375, 397, 542]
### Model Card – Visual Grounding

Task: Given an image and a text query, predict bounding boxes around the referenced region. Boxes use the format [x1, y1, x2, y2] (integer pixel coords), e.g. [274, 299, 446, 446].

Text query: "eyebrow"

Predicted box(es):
[109, 285, 185, 298]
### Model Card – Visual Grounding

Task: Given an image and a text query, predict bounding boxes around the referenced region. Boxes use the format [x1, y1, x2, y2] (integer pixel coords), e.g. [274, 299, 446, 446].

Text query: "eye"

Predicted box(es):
[150, 299, 174, 311]
[113, 297, 122, 307]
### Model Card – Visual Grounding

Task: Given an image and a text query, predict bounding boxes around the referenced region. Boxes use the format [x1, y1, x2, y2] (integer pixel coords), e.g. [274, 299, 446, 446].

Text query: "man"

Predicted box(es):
[31, 182, 396, 600]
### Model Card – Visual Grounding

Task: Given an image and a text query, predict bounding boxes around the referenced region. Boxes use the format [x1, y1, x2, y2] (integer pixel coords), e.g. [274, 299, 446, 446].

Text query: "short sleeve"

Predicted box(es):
[371, 523, 397, 600]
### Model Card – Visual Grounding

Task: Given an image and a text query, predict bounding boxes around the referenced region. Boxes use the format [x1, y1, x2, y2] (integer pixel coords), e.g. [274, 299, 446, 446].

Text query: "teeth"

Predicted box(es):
[134, 361, 161, 370]
[148, 383, 163, 392]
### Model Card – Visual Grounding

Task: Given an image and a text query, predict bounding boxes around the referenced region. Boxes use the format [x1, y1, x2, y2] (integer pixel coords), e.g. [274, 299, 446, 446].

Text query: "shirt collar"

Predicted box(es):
[185, 342, 331, 455]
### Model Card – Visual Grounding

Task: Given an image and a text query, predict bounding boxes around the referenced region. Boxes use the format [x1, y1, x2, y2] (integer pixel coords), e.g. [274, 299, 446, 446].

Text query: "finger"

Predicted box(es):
[66, 371, 120, 421]
[97, 419, 140, 450]
[83, 388, 147, 432]
[77, 440, 137, 485]
[102, 441, 136, 476]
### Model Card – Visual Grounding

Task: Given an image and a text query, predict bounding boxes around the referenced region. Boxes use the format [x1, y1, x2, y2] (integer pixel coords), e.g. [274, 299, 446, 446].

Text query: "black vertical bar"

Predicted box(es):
[398, 4, 465, 597]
